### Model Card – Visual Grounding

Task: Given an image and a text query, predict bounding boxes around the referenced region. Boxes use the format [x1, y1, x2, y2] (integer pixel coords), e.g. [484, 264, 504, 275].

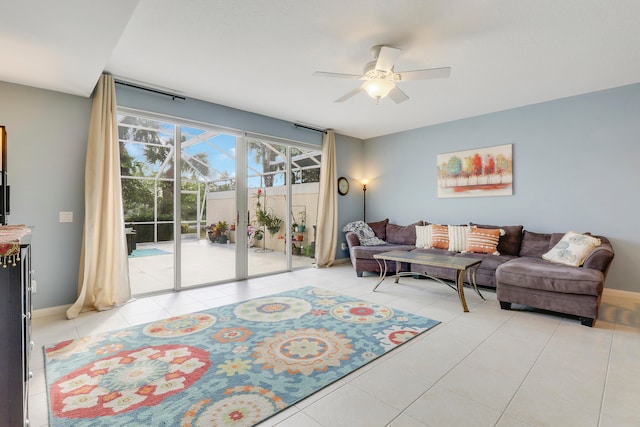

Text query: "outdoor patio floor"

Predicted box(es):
[128, 238, 315, 295]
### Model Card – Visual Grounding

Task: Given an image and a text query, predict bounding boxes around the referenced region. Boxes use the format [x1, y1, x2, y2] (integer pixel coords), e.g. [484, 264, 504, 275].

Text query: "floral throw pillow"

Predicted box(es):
[542, 231, 601, 267]
[342, 221, 386, 246]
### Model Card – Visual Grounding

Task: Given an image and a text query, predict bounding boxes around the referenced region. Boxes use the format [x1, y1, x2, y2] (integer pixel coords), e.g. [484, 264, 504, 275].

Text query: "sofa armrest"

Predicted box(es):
[345, 232, 362, 249]
[582, 238, 615, 276]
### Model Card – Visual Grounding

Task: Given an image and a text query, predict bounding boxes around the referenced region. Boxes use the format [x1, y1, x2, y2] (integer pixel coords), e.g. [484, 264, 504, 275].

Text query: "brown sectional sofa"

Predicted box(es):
[345, 219, 615, 327]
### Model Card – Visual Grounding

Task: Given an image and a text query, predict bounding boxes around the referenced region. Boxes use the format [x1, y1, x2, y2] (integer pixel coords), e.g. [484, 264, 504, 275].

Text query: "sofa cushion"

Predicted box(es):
[471, 223, 523, 256]
[429, 224, 449, 249]
[456, 252, 516, 271]
[549, 233, 565, 248]
[386, 221, 423, 245]
[496, 257, 603, 296]
[542, 231, 601, 267]
[342, 221, 386, 246]
[456, 252, 517, 287]
[466, 226, 503, 255]
[368, 218, 389, 240]
[351, 244, 416, 260]
[519, 230, 552, 258]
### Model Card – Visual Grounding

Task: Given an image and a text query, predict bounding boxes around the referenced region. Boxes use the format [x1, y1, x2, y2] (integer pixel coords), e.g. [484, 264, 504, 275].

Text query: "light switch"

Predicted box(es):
[59, 211, 73, 222]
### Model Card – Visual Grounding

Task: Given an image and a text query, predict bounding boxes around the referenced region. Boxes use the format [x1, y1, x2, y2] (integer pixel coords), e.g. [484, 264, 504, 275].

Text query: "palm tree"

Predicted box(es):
[248, 139, 286, 187]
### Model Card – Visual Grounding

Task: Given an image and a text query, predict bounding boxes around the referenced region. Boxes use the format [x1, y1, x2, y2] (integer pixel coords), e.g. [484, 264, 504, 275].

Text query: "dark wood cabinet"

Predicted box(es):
[0, 239, 32, 426]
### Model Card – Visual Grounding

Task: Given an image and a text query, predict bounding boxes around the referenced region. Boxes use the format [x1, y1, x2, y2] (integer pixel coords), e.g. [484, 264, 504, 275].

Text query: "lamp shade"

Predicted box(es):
[362, 79, 395, 100]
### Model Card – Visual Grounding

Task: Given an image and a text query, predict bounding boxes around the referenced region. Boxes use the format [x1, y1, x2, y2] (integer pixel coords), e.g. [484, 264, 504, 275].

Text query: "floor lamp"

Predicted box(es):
[361, 179, 368, 222]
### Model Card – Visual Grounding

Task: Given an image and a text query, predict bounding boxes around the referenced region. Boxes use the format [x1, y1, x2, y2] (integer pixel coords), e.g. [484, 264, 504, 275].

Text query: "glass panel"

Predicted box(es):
[247, 138, 288, 276]
[119, 114, 175, 294]
[290, 146, 321, 265]
[181, 128, 237, 288]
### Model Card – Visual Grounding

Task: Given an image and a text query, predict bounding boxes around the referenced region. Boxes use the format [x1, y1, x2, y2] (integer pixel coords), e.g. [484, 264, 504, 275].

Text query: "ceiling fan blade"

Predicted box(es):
[396, 67, 451, 81]
[334, 87, 364, 103]
[388, 86, 409, 104]
[375, 46, 402, 72]
[313, 71, 361, 79]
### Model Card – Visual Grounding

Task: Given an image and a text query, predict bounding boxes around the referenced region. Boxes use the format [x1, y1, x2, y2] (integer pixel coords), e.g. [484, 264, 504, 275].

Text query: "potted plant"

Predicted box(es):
[298, 210, 306, 232]
[207, 223, 217, 242]
[256, 208, 282, 236]
[215, 221, 228, 244]
[254, 188, 282, 236]
[248, 225, 263, 241]
[292, 243, 301, 255]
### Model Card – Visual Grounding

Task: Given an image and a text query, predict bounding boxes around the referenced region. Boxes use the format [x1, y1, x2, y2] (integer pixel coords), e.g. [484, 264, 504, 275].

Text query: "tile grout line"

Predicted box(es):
[383, 311, 513, 426]
[597, 307, 618, 427]
[492, 318, 562, 426]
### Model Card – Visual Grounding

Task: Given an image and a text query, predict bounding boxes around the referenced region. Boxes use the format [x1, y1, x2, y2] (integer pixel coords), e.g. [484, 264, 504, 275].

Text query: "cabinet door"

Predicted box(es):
[0, 245, 29, 426]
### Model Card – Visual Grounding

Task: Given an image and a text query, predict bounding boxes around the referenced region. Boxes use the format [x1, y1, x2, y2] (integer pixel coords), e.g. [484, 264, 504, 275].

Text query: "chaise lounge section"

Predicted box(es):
[495, 231, 614, 327]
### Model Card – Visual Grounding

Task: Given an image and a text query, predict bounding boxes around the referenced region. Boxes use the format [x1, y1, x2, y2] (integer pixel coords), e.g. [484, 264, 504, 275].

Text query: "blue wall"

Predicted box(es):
[0, 81, 90, 310]
[363, 83, 640, 292]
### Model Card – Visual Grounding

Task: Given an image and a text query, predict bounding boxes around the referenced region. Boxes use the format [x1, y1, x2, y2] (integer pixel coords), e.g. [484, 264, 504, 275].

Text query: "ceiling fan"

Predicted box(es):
[313, 45, 451, 104]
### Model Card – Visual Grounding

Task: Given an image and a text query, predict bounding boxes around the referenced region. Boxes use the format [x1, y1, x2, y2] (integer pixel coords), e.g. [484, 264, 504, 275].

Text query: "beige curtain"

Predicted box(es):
[67, 74, 131, 319]
[314, 130, 338, 268]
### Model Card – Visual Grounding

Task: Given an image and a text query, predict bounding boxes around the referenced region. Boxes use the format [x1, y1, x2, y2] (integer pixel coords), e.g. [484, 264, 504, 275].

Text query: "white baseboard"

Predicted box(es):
[33, 305, 70, 319]
[602, 288, 640, 303]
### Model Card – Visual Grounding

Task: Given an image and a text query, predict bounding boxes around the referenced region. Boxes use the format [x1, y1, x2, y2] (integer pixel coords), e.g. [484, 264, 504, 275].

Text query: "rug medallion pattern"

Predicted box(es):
[44, 287, 439, 426]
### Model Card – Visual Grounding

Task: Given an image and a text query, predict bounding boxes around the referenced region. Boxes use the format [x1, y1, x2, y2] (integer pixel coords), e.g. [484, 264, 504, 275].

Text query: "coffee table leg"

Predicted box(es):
[394, 261, 401, 283]
[373, 258, 387, 291]
[456, 269, 469, 312]
[468, 265, 485, 300]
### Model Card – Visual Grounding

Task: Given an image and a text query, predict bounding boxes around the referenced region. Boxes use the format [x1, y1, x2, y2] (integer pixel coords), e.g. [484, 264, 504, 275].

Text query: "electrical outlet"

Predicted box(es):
[341, 242, 347, 251]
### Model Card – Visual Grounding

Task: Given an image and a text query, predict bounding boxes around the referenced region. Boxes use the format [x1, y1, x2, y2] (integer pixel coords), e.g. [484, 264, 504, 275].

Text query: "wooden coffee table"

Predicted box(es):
[373, 250, 484, 312]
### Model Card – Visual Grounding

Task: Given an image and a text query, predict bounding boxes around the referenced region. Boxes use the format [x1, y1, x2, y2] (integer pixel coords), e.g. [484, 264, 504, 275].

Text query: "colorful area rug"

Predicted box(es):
[44, 286, 439, 426]
[129, 248, 172, 258]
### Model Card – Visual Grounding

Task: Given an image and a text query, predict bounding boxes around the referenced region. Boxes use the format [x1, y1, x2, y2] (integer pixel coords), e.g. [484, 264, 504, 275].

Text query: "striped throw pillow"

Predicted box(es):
[415, 225, 432, 248]
[466, 226, 503, 255]
[430, 224, 449, 249]
[448, 225, 469, 252]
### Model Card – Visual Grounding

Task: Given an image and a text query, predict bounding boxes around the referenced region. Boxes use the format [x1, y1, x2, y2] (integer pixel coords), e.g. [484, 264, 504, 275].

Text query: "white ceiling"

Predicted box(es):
[2, 0, 640, 139]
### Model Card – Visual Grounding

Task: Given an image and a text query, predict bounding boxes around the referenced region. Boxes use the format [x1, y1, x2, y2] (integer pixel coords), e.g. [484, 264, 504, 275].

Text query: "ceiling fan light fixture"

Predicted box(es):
[363, 79, 395, 101]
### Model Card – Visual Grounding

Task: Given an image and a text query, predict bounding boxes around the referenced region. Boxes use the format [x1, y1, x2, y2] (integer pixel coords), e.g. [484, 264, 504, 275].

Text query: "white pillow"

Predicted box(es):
[448, 225, 469, 252]
[542, 231, 601, 267]
[415, 225, 432, 248]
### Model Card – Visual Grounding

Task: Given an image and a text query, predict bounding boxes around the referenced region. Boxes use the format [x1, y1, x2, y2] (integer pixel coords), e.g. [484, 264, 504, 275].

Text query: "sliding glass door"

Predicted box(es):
[179, 126, 239, 288]
[247, 136, 320, 276]
[119, 110, 320, 295]
[247, 138, 288, 276]
[119, 114, 176, 294]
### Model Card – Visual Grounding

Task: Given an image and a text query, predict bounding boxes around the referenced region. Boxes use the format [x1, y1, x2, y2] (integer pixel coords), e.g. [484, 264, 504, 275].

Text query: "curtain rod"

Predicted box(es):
[294, 123, 327, 134]
[115, 80, 186, 101]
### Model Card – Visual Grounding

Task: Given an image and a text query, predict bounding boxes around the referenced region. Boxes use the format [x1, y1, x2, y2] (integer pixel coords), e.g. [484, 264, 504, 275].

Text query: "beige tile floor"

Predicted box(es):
[30, 264, 640, 426]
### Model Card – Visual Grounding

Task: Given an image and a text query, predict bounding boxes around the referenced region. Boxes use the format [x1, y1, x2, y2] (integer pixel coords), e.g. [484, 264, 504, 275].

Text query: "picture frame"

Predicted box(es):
[437, 144, 513, 198]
